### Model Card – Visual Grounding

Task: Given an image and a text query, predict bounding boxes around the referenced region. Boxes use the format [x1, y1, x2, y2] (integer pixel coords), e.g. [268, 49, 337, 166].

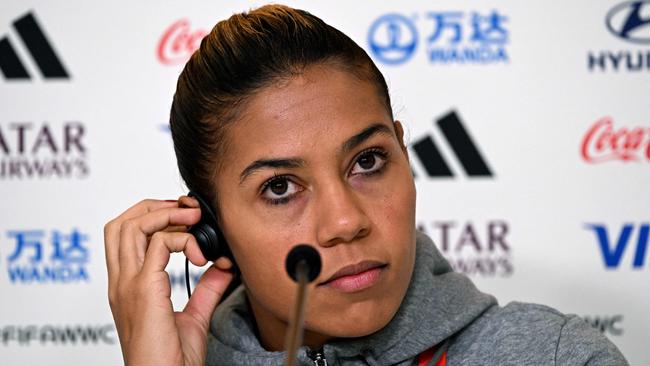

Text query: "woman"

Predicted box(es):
[104, 4, 627, 365]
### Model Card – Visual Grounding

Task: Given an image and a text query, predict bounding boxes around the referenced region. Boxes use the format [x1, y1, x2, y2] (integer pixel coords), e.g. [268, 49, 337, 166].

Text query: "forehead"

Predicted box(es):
[220, 65, 393, 167]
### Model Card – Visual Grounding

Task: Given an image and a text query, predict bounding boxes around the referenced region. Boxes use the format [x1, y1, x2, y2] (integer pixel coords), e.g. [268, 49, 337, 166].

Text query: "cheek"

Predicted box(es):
[223, 221, 304, 321]
[368, 166, 416, 231]
[379, 175, 416, 258]
[370, 170, 417, 295]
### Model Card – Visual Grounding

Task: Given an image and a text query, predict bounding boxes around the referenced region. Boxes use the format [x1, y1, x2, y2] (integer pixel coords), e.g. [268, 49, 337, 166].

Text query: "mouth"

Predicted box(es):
[319, 260, 387, 293]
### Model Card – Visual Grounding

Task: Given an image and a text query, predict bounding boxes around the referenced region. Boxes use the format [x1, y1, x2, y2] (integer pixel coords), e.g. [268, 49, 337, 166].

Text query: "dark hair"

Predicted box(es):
[170, 4, 392, 205]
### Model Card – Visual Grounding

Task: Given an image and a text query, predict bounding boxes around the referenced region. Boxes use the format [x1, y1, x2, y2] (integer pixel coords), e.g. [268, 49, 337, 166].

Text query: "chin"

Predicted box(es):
[307, 296, 402, 339]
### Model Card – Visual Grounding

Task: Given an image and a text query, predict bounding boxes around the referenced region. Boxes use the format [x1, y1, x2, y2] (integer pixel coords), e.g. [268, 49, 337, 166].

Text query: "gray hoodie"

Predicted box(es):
[206, 231, 628, 365]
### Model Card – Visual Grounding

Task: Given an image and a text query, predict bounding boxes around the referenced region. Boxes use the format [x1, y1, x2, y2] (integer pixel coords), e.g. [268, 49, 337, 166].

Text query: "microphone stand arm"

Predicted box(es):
[284, 260, 309, 366]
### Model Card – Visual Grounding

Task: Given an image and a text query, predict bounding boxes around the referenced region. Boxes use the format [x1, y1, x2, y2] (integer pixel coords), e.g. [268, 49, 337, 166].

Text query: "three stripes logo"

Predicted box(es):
[0, 12, 70, 80]
[411, 110, 493, 178]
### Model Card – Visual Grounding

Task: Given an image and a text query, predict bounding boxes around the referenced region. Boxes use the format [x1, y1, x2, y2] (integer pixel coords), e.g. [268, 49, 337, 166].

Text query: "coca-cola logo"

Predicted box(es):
[157, 19, 207, 65]
[581, 116, 650, 163]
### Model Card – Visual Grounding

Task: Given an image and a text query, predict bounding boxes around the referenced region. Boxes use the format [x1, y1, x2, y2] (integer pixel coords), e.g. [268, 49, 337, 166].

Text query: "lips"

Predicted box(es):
[319, 260, 387, 292]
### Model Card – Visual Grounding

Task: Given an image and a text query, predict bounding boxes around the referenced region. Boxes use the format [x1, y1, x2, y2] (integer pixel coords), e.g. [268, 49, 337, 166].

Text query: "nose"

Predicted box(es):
[314, 179, 370, 247]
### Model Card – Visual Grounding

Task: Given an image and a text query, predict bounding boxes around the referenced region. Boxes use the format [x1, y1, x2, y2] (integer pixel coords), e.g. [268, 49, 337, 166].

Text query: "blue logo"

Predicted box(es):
[606, 1, 650, 44]
[368, 10, 509, 65]
[368, 14, 418, 65]
[4, 229, 90, 283]
[585, 223, 649, 269]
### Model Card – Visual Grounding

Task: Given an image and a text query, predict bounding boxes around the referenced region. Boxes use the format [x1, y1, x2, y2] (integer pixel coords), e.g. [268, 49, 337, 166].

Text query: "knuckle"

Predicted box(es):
[150, 231, 165, 243]
[139, 198, 158, 211]
[183, 234, 192, 250]
[103, 220, 116, 238]
[148, 233, 167, 253]
[138, 198, 153, 206]
[121, 218, 138, 234]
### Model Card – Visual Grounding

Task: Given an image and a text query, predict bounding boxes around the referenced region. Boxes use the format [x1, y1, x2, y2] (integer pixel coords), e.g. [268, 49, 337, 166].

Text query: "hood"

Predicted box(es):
[206, 231, 497, 365]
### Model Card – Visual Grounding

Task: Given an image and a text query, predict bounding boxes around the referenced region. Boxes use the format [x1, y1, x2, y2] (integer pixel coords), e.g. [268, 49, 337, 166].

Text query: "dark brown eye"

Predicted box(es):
[357, 153, 376, 170]
[261, 176, 303, 205]
[350, 150, 387, 176]
[270, 179, 288, 195]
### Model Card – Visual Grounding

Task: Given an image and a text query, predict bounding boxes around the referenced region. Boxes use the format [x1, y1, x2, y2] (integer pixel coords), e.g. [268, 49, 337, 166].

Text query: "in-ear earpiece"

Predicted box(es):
[187, 191, 232, 262]
[185, 192, 240, 301]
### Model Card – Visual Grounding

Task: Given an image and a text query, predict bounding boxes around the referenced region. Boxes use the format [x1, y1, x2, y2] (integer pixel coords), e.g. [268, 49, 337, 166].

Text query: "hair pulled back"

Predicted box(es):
[170, 4, 392, 205]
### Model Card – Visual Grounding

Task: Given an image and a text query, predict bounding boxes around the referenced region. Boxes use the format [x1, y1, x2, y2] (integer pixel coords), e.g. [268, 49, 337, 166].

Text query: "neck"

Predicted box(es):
[246, 288, 331, 352]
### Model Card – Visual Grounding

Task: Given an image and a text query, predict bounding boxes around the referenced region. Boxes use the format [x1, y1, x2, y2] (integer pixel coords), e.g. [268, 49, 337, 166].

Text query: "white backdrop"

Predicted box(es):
[1, 1, 648, 365]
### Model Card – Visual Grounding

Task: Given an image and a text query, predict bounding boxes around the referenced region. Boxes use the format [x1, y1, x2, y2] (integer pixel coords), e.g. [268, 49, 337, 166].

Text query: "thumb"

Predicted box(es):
[183, 264, 234, 331]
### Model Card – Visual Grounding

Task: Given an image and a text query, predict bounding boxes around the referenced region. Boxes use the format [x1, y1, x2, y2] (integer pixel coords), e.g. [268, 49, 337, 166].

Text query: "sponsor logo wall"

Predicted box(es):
[588, 0, 650, 71]
[1, 1, 647, 365]
[368, 10, 509, 65]
[157, 18, 206, 66]
[581, 116, 650, 163]
[0, 12, 70, 80]
[409, 110, 493, 178]
[0, 122, 88, 179]
[586, 223, 649, 269]
[583, 314, 625, 337]
[5, 228, 91, 283]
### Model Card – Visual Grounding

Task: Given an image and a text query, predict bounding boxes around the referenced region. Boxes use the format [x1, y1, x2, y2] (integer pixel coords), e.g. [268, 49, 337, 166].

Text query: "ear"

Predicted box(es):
[393, 120, 408, 154]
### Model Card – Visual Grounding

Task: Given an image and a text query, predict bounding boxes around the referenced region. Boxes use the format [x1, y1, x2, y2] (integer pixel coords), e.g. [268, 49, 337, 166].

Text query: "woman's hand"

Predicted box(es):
[104, 197, 234, 366]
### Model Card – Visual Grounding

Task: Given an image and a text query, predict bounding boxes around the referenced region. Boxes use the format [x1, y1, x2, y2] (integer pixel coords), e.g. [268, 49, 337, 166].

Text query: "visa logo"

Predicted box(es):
[585, 224, 649, 269]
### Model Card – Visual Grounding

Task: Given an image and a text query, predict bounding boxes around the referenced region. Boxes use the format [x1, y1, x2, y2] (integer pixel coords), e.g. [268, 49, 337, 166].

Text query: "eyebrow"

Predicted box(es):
[239, 122, 393, 184]
[340, 123, 393, 154]
[239, 158, 305, 184]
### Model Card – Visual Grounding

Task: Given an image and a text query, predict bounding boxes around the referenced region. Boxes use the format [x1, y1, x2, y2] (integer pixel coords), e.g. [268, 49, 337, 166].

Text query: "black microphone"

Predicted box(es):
[284, 244, 321, 366]
[285, 244, 321, 283]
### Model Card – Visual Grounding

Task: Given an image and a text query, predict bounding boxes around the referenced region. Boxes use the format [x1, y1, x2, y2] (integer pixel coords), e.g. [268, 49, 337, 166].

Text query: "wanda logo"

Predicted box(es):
[581, 116, 650, 163]
[157, 19, 206, 65]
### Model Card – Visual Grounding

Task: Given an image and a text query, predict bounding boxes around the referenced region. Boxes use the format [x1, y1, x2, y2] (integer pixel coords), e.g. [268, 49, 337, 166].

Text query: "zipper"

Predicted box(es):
[306, 347, 328, 366]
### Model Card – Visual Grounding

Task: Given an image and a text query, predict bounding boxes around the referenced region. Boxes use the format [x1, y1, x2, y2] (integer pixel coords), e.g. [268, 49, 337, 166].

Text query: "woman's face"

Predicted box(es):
[214, 64, 416, 348]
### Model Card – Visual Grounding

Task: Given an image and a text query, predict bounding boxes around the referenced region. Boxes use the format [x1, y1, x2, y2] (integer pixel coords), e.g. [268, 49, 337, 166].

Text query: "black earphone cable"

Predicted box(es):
[185, 256, 242, 303]
[185, 257, 192, 299]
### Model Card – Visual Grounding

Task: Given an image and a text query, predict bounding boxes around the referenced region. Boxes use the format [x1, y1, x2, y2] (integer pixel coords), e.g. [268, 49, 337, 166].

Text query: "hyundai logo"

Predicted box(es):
[606, 0, 650, 44]
[368, 14, 418, 65]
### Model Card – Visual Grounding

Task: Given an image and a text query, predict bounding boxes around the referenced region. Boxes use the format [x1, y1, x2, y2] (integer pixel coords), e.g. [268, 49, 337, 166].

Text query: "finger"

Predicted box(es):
[178, 195, 199, 208]
[183, 265, 234, 331]
[141, 231, 207, 274]
[104, 221, 122, 286]
[162, 225, 189, 233]
[215, 257, 234, 271]
[144, 225, 189, 241]
[118, 207, 201, 276]
[105, 199, 180, 281]
[122, 199, 180, 219]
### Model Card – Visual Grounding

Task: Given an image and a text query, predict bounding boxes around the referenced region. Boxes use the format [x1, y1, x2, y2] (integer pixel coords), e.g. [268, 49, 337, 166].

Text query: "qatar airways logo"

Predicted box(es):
[0, 121, 89, 179]
[157, 18, 207, 65]
[581, 116, 650, 163]
[417, 220, 512, 277]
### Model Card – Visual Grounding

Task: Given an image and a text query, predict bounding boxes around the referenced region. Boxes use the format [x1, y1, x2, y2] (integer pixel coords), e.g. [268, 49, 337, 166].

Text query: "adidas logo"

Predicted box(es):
[0, 11, 70, 80]
[410, 110, 493, 178]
